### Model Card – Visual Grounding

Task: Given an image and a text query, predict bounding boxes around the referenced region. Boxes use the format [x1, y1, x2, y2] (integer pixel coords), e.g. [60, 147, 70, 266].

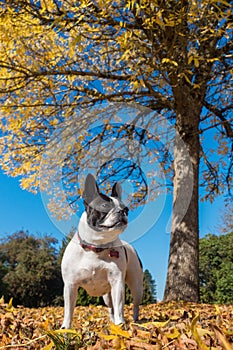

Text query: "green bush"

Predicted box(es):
[199, 232, 233, 304]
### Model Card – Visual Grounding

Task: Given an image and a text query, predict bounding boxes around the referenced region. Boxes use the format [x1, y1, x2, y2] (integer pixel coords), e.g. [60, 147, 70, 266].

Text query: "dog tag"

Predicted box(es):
[109, 250, 119, 258]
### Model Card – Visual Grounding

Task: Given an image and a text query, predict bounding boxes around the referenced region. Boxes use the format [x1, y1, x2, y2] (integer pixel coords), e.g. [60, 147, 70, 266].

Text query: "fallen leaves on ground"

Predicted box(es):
[0, 297, 232, 349]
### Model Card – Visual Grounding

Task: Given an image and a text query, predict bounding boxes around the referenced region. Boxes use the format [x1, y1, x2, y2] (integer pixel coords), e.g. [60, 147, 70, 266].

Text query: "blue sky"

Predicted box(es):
[0, 169, 225, 301]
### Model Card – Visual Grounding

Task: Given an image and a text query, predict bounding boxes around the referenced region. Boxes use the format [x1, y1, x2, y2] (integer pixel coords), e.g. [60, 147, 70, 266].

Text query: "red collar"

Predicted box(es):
[77, 232, 119, 258]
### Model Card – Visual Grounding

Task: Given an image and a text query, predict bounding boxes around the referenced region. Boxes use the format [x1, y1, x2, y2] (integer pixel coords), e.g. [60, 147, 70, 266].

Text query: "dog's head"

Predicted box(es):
[83, 174, 128, 232]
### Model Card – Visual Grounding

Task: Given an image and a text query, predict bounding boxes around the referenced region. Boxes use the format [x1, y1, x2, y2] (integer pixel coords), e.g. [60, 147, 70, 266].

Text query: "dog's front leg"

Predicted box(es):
[110, 278, 125, 325]
[103, 293, 115, 323]
[61, 283, 78, 329]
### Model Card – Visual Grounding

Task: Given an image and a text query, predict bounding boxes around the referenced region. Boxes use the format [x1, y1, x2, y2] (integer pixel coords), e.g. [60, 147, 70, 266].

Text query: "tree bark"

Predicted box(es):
[164, 85, 202, 302]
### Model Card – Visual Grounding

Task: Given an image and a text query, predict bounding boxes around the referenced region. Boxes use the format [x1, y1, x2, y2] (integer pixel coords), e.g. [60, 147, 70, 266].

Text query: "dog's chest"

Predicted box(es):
[77, 259, 112, 296]
[62, 235, 127, 297]
[79, 266, 110, 296]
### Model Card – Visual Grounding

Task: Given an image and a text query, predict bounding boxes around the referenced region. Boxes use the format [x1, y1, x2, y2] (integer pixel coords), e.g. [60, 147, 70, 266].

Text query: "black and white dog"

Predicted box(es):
[61, 174, 143, 327]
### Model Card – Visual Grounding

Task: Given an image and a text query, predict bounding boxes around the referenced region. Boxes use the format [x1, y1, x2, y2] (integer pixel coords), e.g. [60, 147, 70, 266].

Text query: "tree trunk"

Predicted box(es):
[164, 85, 201, 302]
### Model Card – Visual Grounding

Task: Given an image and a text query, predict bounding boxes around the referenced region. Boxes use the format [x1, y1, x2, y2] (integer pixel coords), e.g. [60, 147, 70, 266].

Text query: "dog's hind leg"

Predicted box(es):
[103, 293, 114, 323]
[126, 270, 143, 322]
[61, 283, 78, 329]
[124, 244, 143, 322]
[127, 279, 143, 322]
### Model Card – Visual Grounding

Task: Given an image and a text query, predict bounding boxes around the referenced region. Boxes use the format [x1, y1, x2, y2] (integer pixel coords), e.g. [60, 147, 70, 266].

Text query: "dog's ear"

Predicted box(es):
[111, 182, 122, 200]
[83, 174, 99, 204]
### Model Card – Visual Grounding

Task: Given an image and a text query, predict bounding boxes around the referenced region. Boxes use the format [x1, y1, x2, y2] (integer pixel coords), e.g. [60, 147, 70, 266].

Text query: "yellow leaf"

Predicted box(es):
[153, 320, 171, 328]
[188, 55, 193, 64]
[194, 57, 199, 67]
[0, 296, 4, 304]
[110, 323, 131, 338]
[98, 333, 118, 341]
[183, 73, 192, 84]
[207, 58, 220, 63]
[6, 297, 13, 311]
[50, 119, 59, 126]
[161, 58, 178, 66]
[213, 325, 233, 350]
[164, 328, 180, 339]
[52, 329, 81, 336]
[196, 327, 214, 337]
[42, 318, 50, 331]
[191, 314, 209, 350]
[41, 342, 54, 350]
[138, 319, 170, 329]
[112, 336, 127, 350]
[214, 304, 221, 314]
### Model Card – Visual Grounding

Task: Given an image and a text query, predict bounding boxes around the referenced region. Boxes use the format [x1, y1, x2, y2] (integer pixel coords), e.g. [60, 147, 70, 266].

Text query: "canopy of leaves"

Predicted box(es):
[0, 0, 232, 214]
[199, 231, 233, 304]
[0, 231, 63, 307]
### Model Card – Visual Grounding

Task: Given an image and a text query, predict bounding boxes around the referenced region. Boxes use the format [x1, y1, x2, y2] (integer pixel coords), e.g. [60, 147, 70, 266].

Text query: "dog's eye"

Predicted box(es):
[102, 203, 108, 208]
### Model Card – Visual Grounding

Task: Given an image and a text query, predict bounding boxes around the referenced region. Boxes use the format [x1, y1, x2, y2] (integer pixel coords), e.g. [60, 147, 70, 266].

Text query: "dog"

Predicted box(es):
[61, 174, 143, 327]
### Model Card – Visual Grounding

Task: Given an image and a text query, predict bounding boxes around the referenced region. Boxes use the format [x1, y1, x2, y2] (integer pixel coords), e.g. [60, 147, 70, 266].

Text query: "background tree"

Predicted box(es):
[0, 0, 232, 301]
[220, 204, 233, 234]
[142, 269, 157, 305]
[76, 287, 104, 307]
[0, 262, 8, 298]
[199, 232, 233, 304]
[0, 231, 63, 307]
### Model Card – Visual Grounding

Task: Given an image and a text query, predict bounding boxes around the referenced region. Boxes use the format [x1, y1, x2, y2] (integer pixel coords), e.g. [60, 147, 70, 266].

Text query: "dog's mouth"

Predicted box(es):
[99, 216, 128, 229]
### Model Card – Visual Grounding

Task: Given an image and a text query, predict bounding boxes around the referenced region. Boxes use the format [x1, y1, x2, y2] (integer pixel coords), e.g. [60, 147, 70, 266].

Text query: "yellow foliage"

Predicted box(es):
[110, 322, 131, 339]
[0, 0, 231, 211]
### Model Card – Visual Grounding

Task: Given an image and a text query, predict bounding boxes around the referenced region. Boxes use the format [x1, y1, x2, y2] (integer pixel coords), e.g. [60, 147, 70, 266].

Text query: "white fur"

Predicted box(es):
[61, 214, 143, 327]
[110, 196, 120, 206]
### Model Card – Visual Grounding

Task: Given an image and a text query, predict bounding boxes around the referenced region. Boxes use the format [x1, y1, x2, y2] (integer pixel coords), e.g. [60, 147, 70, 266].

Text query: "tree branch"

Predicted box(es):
[203, 101, 233, 138]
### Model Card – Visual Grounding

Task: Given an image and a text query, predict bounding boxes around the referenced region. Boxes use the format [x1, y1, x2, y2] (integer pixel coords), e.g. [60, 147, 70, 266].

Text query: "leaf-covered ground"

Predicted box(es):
[0, 298, 232, 349]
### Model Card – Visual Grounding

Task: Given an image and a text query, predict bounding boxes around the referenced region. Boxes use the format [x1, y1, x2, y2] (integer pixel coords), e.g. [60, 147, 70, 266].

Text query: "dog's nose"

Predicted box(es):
[123, 207, 129, 215]
[117, 207, 128, 216]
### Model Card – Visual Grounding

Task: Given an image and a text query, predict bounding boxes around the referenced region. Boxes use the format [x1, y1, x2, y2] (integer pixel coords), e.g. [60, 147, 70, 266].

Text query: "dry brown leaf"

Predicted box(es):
[0, 300, 232, 349]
